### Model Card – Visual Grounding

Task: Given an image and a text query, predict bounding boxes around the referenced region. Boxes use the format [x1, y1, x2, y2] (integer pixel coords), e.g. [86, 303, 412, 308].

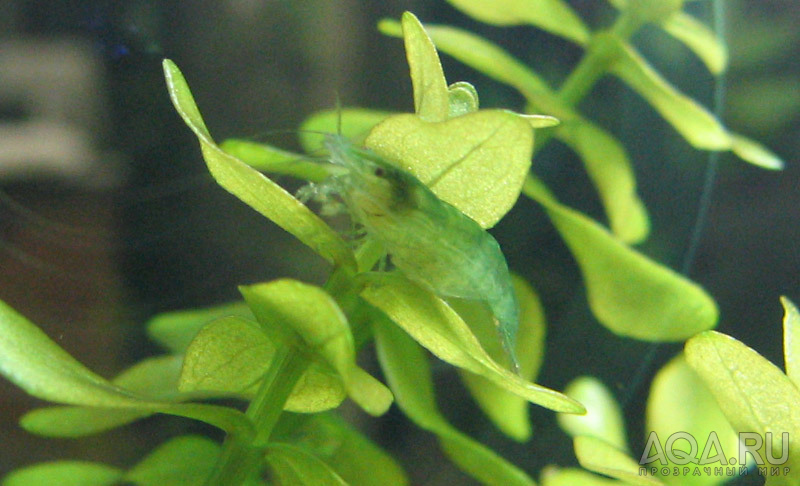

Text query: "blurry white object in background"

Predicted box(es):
[0, 39, 121, 187]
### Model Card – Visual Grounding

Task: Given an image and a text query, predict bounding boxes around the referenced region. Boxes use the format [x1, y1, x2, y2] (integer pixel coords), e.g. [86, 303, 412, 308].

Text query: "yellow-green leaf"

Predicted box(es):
[379, 21, 650, 242]
[377, 20, 561, 116]
[178, 316, 275, 395]
[240, 279, 392, 416]
[646, 354, 739, 485]
[220, 139, 329, 182]
[289, 414, 409, 486]
[21, 355, 185, 437]
[661, 12, 728, 75]
[401, 12, 449, 122]
[365, 110, 533, 229]
[112, 355, 186, 394]
[178, 315, 347, 413]
[540, 466, 623, 486]
[2, 461, 123, 486]
[162, 59, 355, 270]
[782, 297, 800, 387]
[125, 436, 220, 486]
[524, 177, 718, 341]
[612, 42, 731, 150]
[444, 0, 589, 45]
[685, 330, 800, 479]
[298, 108, 394, 152]
[607, 0, 684, 24]
[373, 319, 537, 486]
[730, 134, 785, 170]
[21, 406, 152, 438]
[362, 276, 583, 413]
[266, 443, 349, 486]
[557, 120, 650, 243]
[574, 436, 664, 485]
[0, 299, 253, 437]
[459, 276, 547, 441]
[558, 376, 628, 451]
[146, 301, 253, 353]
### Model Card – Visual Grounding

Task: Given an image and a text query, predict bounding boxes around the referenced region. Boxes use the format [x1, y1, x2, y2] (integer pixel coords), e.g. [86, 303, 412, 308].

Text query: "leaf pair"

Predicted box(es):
[0, 299, 252, 439]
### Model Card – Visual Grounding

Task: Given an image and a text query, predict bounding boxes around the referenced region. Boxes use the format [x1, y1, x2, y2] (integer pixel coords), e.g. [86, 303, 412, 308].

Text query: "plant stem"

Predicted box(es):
[204, 346, 308, 486]
[533, 9, 645, 154]
[558, 10, 642, 106]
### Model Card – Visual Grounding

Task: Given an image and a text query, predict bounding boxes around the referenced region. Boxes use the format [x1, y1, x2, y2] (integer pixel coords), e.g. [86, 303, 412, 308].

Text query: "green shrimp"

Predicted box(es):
[323, 134, 520, 369]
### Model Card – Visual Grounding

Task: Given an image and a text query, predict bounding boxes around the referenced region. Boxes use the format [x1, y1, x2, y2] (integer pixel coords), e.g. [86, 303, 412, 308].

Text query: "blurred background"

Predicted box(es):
[0, 0, 797, 483]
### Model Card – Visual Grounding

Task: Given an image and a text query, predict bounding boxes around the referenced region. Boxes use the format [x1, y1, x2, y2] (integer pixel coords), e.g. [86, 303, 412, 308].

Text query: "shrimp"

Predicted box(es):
[323, 134, 520, 370]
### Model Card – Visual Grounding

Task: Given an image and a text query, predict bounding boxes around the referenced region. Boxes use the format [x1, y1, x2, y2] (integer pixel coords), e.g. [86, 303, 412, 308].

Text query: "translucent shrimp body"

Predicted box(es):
[324, 135, 520, 368]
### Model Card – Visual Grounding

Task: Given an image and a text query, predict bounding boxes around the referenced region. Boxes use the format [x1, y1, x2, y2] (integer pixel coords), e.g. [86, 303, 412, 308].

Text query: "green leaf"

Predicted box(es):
[266, 443, 348, 486]
[556, 120, 650, 243]
[289, 414, 409, 486]
[21, 355, 185, 437]
[0, 299, 253, 437]
[146, 301, 253, 353]
[377, 20, 559, 115]
[125, 436, 220, 486]
[362, 276, 583, 413]
[178, 315, 347, 413]
[400, 12, 449, 122]
[447, 81, 480, 118]
[2, 461, 123, 486]
[162, 59, 355, 271]
[611, 42, 731, 151]
[179, 316, 275, 395]
[558, 376, 628, 451]
[459, 276, 547, 441]
[730, 134, 785, 170]
[574, 436, 664, 485]
[21, 407, 152, 438]
[240, 279, 392, 416]
[540, 466, 623, 486]
[685, 330, 800, 476]
[444, 0, 589, 45]
[0, 298, 157, 408]
[523, 177, 718, 341]
[661, 12, 728, 75]
[645, 354, 739, 486]
[365, 110, 533, 229]
[111, 354, 185, 394]
[220, 139, 329, 182]
[373, 319, 537, 486]
[379, 21, 650, 242]
[299, 108, 394, 152]
[782, 297, 800, 387]
[607, 0, 683, 24]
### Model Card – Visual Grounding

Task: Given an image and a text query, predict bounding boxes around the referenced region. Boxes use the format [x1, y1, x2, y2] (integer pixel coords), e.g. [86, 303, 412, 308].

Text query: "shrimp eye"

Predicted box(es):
[373, 167, 386, 177]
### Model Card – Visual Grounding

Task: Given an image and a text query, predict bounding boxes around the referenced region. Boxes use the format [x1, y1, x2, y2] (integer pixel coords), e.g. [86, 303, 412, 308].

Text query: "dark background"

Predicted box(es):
[0, 1, 797, 484]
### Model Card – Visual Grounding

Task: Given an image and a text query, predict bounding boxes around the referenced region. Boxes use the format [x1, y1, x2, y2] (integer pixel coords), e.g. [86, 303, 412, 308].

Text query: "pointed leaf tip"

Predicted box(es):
[401, 12, 449, 122]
